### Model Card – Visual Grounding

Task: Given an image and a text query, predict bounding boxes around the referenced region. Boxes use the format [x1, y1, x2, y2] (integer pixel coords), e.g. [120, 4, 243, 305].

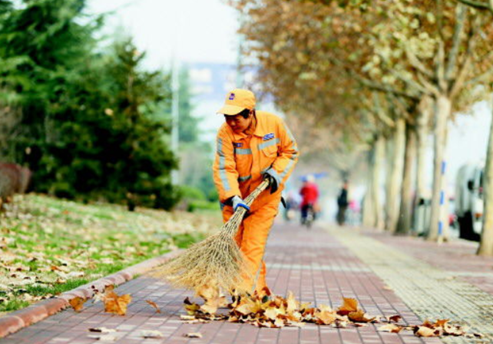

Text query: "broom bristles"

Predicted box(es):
[155, 180, 270, 293]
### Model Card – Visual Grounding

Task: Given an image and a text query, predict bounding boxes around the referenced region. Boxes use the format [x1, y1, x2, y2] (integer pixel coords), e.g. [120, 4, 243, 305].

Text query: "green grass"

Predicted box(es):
[0, 194, 221, 314]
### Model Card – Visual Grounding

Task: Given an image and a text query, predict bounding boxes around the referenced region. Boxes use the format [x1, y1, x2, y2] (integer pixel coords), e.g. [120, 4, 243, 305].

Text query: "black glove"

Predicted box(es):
[263, 170, 279, 194]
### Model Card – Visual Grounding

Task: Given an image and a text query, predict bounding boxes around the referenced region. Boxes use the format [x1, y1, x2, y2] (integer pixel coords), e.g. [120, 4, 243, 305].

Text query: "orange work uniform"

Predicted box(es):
[213, 111, 299, 293]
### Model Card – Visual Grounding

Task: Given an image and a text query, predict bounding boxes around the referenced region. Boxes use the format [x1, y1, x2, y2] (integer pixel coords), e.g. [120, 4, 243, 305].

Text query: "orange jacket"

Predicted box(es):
[213, 111, 299, 209]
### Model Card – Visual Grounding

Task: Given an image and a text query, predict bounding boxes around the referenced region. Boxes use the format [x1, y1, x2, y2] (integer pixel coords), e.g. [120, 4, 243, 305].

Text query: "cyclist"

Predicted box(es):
[299, 175, 319, 225]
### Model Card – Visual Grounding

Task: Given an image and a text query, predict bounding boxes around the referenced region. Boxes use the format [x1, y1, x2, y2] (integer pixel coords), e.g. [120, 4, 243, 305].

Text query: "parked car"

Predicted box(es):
[455, 163, 484, 241]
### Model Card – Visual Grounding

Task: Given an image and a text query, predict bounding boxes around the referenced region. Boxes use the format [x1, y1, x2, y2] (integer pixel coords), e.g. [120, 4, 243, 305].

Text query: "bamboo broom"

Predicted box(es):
[156, 180, 270, 293]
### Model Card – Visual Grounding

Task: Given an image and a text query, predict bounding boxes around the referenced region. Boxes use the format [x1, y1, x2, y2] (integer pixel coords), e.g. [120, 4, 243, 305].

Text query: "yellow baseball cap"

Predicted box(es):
[217, 89, 256, 115]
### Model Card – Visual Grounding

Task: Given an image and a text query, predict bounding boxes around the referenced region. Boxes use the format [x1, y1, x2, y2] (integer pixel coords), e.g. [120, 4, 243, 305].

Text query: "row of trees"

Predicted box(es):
[232, 0, 493, 255]
[0, 0, 215, 210]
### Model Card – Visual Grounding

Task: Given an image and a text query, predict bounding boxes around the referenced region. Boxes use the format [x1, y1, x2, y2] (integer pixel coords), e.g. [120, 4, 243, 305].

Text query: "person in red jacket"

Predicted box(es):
[299, 175, 319, 224]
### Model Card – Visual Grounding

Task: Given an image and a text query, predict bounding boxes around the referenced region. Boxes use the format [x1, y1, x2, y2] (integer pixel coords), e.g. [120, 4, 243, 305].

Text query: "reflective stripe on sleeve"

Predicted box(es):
[217, 138, 231, 191]
[238, 175, 252, 182]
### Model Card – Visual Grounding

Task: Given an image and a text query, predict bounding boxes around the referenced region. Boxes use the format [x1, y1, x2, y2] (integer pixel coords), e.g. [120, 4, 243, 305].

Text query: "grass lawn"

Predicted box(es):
[0, 194, 222, 315]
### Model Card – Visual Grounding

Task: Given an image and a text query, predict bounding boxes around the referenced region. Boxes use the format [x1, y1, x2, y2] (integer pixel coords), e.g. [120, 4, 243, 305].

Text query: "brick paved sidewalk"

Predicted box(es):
[2, 221, 475, 344]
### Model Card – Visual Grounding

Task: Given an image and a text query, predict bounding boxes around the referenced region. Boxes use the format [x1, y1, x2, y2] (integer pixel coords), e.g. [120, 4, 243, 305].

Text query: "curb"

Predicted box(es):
[0, 249, 181, 338]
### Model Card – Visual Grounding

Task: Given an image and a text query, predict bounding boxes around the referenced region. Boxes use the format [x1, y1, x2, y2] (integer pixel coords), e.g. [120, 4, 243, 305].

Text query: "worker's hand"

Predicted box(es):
[263, 170, 279, 194]
[232, 195, 250, 212]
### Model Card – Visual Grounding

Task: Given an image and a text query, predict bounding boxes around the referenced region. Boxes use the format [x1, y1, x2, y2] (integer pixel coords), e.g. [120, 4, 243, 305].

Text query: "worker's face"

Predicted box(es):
[224, 112, 253, 133]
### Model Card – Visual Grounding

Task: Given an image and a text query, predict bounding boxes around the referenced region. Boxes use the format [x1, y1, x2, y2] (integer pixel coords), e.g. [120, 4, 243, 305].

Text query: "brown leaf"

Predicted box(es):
[415, 326, 440, 337]
[378, 324, 403, 333]
[314, 310, 337, 325]
[434, 318, 449, 328]
[69, 297, 87, 312]
[388, 315, 401, 323]
[348, 309, 375, 323]
[103, 287, 132, 316]
[141, 330, 164, 338]
[184, 332, 202, 338]
[337, 297, 358, 315]
[87, 334, 118, 341]
[145, 300, 161, 313]
[88, 328, 116, 333]
[285, 291, 298, 313]
[184, 297, 200, 315]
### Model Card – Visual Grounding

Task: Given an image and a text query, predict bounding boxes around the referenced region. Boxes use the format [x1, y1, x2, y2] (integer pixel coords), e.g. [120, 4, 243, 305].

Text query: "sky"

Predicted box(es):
[88, 0, 239, 68]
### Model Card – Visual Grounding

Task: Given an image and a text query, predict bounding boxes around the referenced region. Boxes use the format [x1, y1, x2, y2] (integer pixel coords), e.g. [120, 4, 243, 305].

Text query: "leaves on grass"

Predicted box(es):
[145, 300, 161, 313]
[1, 194, 219, 312]
[69, 296, 87, 312]
[102, 285, 132, 316]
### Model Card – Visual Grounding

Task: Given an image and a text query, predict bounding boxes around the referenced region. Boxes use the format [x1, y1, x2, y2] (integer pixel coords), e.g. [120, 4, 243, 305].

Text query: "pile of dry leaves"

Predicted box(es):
[181, 287, 483, 339]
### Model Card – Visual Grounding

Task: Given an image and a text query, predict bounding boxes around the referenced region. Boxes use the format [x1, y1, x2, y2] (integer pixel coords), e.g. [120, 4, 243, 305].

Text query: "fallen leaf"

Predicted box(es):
[314, 310, 336, 325]
[184, 332, 202, 338]
[348, 309, 375, 323]
[103, 287, 132, 316]
[88, 334, 118, 341]
[388, 315, 401, 323]
[378, 324, 403, 333]
[69, 297, 87, 312]
[264, 306, 282, 320]
[141, 330, 164, 338]
[337, 298, 358, 315]
[88, 328, 117, 333]
[184, 297, 200, 314]
[145, 300, 161, 313]
[415, 326, 439, 337]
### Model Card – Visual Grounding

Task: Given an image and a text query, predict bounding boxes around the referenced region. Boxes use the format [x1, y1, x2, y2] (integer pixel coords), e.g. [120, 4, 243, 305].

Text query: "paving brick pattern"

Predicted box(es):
[331, 227, 493, 344]
[366, 231, 493, 295]
[1, 222, 444, 344]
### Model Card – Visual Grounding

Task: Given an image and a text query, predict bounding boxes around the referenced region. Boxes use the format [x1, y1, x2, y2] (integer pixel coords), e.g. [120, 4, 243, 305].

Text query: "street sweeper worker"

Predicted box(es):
[213, 88, 299, 295]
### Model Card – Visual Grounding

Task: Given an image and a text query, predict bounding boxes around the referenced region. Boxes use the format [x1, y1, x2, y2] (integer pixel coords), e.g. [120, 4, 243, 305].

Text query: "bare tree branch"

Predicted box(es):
[445, 4, 467, 82]
[456, 0, 493, 14]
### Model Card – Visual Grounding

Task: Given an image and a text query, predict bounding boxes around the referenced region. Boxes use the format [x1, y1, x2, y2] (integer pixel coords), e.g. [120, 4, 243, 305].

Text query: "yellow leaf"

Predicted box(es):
[69, 297, 87, 312]
[314, 310, 336, 325]
[264, 307, 282, 320]
[378, 324, 403, 333]
[286, 291, 298, 313]
[337, 297, 358, 315]
[348, 309, 376, 323]
[103, 287, 132, 316]
[415, 326, 439, 337]
[145, 300, 161, 313]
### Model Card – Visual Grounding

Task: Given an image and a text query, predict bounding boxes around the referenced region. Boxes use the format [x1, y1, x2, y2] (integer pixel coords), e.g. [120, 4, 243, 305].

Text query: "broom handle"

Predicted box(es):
[222, 179, 270, 236]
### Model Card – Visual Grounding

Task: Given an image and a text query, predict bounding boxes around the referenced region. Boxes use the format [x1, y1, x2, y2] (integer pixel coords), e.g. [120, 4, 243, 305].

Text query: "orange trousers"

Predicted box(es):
[223, 201, 278, 294]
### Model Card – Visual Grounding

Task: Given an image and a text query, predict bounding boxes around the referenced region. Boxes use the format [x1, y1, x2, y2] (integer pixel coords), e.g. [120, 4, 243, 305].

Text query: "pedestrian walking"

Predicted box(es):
[213, 88, 299, 295]
[336, 181, 349, 226]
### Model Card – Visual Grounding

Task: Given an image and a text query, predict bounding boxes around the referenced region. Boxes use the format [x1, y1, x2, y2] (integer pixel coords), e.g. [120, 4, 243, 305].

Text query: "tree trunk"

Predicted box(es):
[427, 95, 451, 242]
[396, 122, 416, 235]
[413, 96, 432, 234]
[385, 118, 406, 232]
[363, 135, 385, 229]
[478, 98, 493, 256]
[384, 138, 394, 229]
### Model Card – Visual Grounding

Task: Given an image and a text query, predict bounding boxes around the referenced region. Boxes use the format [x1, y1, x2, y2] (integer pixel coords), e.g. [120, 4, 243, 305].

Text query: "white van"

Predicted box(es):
[455, 163, 484, 241]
